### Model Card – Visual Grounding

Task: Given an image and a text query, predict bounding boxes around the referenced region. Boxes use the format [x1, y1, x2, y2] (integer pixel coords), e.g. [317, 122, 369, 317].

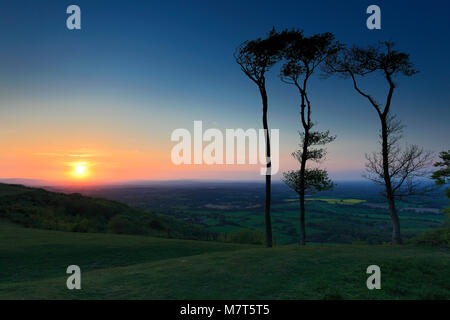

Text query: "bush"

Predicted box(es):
[149, 219, 166, 231]
[73, 218, 98, 233]
[107, 215, 132, 234]
[411, 227, 450, 247]
[220, 228, 265, 245]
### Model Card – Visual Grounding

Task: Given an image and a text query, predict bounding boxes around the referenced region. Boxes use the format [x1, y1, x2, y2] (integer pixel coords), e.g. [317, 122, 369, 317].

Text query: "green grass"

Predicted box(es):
[1, 222, 449, 300]
[0, 222, 249, 284]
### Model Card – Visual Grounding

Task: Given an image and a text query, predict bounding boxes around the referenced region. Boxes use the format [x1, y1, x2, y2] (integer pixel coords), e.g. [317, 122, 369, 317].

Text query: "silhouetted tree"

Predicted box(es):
[234, 29, 289, 247]
[280, 31, 338, 245]
[283, 146, 334, 244]
[326, 41, 418, 244]
[432, 150, 450, 199]
[365, 115, 433, 200]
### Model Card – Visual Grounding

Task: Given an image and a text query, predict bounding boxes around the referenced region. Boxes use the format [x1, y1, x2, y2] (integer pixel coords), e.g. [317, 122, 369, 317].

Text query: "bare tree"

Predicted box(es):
[365, 115, 434, 200]
[326, 42, 419, 244]
[280, 31, 338, 245]
[234, 29, 289, 247]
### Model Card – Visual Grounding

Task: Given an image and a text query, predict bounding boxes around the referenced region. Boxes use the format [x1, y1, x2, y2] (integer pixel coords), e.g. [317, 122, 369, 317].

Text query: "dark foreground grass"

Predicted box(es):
[0, 222, 249, 284]
[1, 222, 449, 299]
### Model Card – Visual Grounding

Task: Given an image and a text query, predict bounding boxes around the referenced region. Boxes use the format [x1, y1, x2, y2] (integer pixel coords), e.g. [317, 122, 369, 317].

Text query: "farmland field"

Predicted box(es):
[53, 181, 448, 245]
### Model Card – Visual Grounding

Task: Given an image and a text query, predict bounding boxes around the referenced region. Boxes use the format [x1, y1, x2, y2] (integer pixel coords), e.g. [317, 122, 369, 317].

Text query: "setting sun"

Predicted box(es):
[75, 165, 86, 175]
[71, 162, 89, 179]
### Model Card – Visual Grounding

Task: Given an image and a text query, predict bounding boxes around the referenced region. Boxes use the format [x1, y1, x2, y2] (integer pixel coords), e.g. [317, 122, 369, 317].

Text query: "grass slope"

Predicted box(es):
[1, 223, 449, 300]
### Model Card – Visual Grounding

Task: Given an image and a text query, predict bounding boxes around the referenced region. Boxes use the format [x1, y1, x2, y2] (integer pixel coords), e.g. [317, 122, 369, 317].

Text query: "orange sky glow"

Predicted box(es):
[0, 99, 367, 185]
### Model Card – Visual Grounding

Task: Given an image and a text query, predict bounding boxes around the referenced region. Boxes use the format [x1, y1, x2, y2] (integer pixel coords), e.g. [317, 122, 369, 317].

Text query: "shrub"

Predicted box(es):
[73, 218, 98, 233]
[411, 227, 450, 247]
[221, 228, 265, 245]
[107, 215, 132, 234]
[149, 219, 166, 231]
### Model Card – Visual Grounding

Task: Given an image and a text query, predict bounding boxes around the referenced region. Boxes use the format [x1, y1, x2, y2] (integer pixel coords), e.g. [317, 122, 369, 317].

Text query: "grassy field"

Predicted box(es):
[1, 222, 449, 299]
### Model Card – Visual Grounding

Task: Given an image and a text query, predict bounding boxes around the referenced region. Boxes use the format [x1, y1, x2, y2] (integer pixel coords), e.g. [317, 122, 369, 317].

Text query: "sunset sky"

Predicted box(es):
[0, 0, 448, 184]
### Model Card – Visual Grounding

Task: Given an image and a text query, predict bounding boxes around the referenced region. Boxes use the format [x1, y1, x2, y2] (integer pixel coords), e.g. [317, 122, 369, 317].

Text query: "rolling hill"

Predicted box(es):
[0, 222, 449, 299]
[0, 183, 212, 240]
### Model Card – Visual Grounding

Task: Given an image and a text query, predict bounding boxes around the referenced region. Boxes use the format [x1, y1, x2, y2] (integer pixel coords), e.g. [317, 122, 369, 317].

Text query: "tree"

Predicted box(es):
[365, 115, 434, 199]
[283, 138, 334, 245]
[234, 29, 290, 247]
[432, 150, 450, 199]
[107, 215, 132, 234]
[280, 31, 338, 245]
[326, 42, 419, 244]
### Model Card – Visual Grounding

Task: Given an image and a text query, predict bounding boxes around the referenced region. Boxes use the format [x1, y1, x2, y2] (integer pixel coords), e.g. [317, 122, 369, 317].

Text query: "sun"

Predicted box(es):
[71, 162, 89, 179]
[75, 165, 86, 176]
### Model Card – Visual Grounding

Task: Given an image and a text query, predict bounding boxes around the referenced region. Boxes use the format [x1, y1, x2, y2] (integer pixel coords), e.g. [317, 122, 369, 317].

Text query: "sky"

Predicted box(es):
[0, 0, 448, 184]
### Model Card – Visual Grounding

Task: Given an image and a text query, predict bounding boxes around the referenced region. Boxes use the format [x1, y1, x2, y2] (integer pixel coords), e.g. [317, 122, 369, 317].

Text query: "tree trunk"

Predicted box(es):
[387, 194, 401, 244]
[298, 192, 306, 245]
[265, 173, 272, 247]
[298, 131, 308, 246]
[298, 95, 309, 246]
[380, 115, 402, 244]
[260, 86, 272, 248]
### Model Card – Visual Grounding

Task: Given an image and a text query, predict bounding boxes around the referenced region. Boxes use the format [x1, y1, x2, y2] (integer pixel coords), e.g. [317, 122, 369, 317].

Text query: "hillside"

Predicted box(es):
[0, 222, 449, 299]
[0, 183, 212, 240]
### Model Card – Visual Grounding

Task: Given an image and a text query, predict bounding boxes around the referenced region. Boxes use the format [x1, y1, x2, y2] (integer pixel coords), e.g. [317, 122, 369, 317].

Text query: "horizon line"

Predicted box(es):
[0, 177, 370, 188]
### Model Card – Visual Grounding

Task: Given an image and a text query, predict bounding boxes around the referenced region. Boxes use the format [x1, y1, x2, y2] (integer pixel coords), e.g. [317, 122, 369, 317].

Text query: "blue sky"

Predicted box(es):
[0, 0, 448, 182]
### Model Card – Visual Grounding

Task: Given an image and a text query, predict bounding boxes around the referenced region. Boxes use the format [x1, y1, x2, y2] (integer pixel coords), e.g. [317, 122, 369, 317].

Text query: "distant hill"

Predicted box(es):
[0, 178, 53, 187]
[0, 183, 213, 240]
